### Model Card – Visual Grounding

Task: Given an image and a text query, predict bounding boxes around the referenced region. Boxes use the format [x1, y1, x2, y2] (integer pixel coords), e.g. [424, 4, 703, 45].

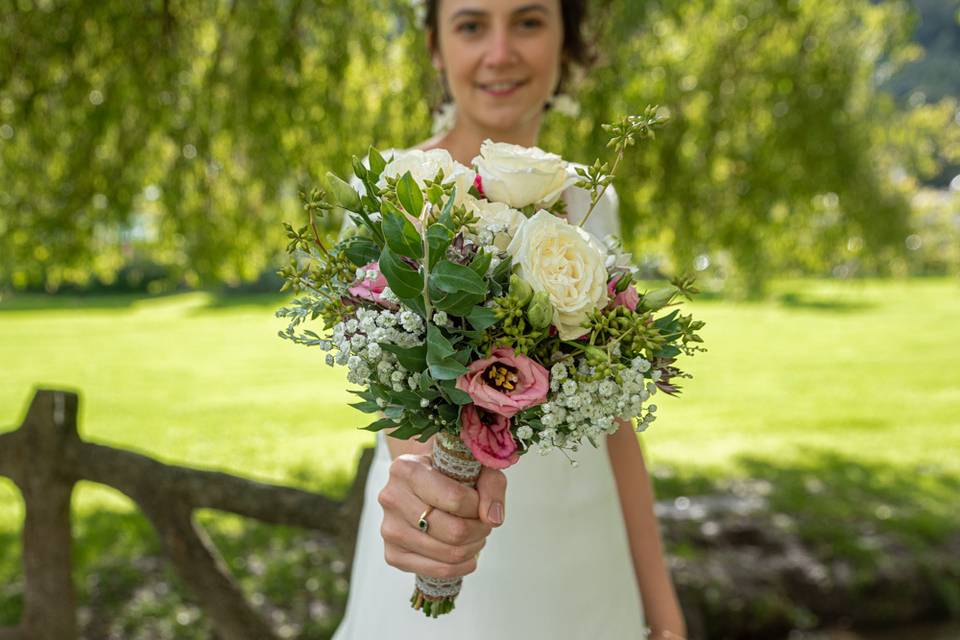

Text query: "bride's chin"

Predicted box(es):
[474, 107, 540, 134]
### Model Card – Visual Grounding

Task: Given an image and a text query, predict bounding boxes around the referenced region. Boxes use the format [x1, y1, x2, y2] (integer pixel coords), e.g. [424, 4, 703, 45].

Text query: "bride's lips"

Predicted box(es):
[476, 79, 529, 97]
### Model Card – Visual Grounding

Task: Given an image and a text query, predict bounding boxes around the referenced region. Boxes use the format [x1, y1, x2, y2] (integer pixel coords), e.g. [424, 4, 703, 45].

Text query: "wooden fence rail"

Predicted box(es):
[0, 389, 374, 640]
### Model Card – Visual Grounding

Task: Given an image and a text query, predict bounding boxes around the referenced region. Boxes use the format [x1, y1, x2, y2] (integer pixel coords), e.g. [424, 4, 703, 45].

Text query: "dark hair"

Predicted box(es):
[423, 0, 597, 102]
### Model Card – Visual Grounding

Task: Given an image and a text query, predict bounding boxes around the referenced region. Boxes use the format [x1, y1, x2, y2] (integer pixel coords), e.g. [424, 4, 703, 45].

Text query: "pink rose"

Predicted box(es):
[456, 347, 549, 418]
[348, 262, 395, 308]
[473, 173, 485, 197]
[460, 404, 520, 469]
[607, 275, 639, 311]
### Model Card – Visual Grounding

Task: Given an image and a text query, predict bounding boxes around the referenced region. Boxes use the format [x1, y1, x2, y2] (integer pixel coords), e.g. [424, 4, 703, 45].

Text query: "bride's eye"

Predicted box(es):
[456, 20, 483, 35]
[518, 17, 544, 30]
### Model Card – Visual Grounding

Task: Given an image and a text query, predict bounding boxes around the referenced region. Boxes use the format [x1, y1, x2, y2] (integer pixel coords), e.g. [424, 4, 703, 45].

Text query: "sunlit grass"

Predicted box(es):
[1, 277, 958, 534]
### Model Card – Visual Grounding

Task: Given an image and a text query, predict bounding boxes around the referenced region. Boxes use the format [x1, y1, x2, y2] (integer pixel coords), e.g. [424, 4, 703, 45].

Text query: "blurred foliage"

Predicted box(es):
[1, 0, 958, 295]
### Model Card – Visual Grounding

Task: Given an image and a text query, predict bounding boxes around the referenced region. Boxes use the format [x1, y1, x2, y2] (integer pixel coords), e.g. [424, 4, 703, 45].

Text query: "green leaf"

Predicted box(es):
[426, 183, 445, 206]
[387, 389, 424, 409]
[427, 223, 453, 269]
[380, 343, 427, 372]
[468, 249, 492, 278]
[349, 399, 381, 413]
[383, 207, 423, 260]
[654, 344, 681, 359]
[431, 260, 486, 295]
[439, 379, 473, 405]
[368, 145, 387, 177]
[438, 185, 457, 227]
[396, 171, 425, 217]
[426, 324, 456, 359]
[466, 305, 498, 331]
[433, 290, 486, 316]
[438, 403, 460, 423]
[341, 237, 381, 267]
[416, 423, 442, 443]
[379, 246, 423, 299]
[384, 405, 405, 419]
[427, 356, 468, 380]
[362, 417, 396, 432]
[387, 421, 422, 440]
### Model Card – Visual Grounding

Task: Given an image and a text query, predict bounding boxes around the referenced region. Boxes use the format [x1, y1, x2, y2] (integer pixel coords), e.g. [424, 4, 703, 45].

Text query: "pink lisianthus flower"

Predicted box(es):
[607, 275, 640, 312]
[456, 347, 549, 418]
[348, 262, 395, 308]
[460, 404, 520, 469]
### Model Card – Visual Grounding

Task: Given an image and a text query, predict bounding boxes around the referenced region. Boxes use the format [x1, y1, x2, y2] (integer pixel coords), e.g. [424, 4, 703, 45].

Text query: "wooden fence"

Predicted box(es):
[0, 389, 373, 640]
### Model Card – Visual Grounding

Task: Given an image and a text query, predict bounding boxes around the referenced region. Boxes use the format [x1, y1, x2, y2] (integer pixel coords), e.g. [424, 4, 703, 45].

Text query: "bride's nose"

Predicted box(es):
[483, 26, 519, 68]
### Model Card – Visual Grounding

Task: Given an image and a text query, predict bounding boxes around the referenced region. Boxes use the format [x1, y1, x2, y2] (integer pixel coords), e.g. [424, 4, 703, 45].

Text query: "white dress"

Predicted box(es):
[333, 161, 646, 640]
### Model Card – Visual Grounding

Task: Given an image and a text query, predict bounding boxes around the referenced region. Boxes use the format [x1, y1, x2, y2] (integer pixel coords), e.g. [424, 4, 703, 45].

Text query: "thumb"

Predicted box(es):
[475, 466, 508, 527]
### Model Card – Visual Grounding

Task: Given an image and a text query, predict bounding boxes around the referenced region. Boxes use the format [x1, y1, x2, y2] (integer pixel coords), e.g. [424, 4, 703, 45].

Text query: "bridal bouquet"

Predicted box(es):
[277, 106, 705, 618]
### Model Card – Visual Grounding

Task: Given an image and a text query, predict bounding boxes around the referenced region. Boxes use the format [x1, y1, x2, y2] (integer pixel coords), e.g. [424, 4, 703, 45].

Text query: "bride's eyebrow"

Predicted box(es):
[449, 3, 550, 22]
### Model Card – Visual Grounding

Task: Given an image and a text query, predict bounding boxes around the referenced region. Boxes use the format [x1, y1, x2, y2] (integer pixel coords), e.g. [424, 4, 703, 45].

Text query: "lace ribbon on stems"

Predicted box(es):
[410, 430, 483, 617]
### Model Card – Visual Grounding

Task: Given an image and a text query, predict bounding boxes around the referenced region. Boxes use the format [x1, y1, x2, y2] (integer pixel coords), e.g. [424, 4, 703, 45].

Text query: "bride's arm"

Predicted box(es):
[607, 417, 687, 639]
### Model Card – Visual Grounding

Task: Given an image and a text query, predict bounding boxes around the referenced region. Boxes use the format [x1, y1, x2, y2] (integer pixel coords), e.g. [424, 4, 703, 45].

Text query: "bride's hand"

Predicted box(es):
[378, 453, 507, 579]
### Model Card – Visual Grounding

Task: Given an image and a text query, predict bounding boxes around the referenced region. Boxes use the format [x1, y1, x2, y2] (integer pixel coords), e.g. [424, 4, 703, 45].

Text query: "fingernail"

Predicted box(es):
[488, 501, 504, 525]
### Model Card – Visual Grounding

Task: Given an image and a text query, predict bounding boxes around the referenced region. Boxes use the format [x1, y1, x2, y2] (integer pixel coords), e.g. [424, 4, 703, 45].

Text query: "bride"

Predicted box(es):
[333, 1, 686, 638]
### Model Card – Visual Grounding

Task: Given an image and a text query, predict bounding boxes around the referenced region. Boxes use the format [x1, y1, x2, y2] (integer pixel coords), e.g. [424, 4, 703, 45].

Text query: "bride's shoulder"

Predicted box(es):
[562, 161, 621, 238]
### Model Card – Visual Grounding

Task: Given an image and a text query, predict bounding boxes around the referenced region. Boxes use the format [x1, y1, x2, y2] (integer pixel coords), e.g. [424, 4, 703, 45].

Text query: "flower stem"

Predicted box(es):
[578, 146, 625, 230]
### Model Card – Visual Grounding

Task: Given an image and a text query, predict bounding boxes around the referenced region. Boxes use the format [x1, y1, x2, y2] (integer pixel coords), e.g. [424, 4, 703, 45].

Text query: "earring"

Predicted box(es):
[546, 93, 581, 118]
[432, 102, 457, 135]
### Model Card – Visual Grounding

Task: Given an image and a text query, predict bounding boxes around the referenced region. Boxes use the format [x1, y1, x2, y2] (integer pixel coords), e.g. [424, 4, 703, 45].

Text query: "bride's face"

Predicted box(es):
[432, 0, 564, 134]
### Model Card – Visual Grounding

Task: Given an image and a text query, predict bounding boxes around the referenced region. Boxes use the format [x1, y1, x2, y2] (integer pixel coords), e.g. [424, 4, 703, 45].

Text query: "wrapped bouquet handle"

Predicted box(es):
[410, 431, 483, 617]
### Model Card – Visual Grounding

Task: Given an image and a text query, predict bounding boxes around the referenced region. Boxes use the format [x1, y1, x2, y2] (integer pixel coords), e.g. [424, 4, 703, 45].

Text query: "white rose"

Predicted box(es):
[377, 148, 474, 206]
[462, 196, 526, 251]
[472, 139, 578, 209]
[506, 210, 609, 340]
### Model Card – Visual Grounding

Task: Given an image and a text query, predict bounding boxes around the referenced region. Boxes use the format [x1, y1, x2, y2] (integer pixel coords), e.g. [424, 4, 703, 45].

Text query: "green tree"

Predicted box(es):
[1, 0, 955, 294]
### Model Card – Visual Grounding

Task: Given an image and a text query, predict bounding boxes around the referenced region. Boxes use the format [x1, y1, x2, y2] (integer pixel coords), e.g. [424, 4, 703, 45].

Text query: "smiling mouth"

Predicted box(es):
[477, 79, 529, 95]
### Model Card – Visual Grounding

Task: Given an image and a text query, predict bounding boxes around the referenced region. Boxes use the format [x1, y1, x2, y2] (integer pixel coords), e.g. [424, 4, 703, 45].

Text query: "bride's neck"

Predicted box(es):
[421, 113, 543, 166]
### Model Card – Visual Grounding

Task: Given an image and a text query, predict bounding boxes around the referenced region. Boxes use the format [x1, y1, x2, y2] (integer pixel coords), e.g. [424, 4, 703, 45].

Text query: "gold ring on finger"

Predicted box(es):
[417, 505, 435, 535]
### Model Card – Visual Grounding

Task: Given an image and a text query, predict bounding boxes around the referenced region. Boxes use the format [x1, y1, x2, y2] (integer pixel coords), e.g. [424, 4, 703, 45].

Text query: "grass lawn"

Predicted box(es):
[1, 278, 958, 633]
[2, 278, 958, 526]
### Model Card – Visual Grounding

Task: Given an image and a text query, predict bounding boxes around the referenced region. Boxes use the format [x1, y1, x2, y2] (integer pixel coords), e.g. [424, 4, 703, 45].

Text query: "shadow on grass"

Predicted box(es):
[777, 292, 876, 313]
[652, 448, 960, 634]
[654, 448, 960, 561]
[3, 451, 957, 637]
[0, 468, 351, 639]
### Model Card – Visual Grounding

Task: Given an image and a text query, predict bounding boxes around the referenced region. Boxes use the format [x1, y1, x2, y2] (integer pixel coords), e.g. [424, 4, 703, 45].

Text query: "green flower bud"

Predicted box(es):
[509, 274, 534, 307]
[640, 286, 677, 311]
[527, 291, 553, 329]
[582, 345, 606, 364]
[326, 171, 361, 211]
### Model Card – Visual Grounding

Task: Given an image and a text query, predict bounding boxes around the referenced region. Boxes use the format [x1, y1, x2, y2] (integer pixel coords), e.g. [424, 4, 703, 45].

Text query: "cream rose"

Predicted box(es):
[463, 197, 526, 251]
[377, 148, 474, 206]
[506, 210, 609, 340]
[472, 139, 578, 209]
